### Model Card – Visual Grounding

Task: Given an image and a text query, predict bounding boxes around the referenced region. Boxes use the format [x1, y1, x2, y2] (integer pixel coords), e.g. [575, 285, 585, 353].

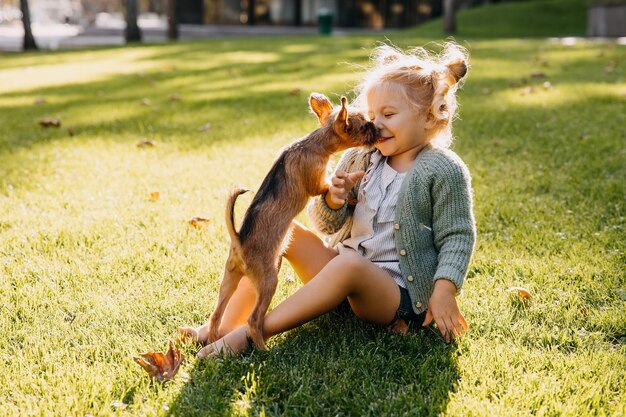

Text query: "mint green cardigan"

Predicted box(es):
[308, 145, 476, 315]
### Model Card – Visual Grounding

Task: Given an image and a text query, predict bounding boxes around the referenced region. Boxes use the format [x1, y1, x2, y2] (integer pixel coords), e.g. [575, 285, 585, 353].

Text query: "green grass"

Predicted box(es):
[1, 2, 625, 415]
[412, 0, 587, 38]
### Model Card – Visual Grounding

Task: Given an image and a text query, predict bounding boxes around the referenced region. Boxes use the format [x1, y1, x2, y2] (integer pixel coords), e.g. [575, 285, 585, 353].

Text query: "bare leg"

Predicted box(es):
[197, 251, 400, 358]
[283, 221, 338, 283]
[179, 222, 335, 343]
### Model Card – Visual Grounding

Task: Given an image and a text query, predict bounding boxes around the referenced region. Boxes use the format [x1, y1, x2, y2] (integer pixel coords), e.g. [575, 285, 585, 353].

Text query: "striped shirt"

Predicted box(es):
[339, 151, 407, 288]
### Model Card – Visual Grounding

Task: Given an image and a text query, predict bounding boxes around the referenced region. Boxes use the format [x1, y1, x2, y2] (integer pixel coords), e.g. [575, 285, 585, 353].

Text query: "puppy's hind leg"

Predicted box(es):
[208, 252, 245, 343]
[247, 264, 279, 350]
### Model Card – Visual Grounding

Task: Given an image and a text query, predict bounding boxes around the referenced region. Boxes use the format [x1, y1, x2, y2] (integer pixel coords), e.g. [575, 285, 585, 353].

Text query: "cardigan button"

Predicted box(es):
[415, 302, 422, 309]
[394, 223, 400, 230]
[399, 249, 407, 256]
[407, 275, 414, 282]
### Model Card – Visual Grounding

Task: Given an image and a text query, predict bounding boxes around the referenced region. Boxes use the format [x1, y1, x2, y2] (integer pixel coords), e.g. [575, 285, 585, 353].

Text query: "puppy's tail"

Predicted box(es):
[226, 187, 250, 245]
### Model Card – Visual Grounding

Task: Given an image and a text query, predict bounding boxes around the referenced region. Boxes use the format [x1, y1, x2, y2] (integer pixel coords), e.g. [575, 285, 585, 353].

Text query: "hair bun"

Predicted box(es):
[446, 59, 468, 82]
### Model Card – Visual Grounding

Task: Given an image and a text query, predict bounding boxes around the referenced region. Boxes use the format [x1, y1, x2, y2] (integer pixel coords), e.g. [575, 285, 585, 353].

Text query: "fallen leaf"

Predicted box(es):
[289, 88, 302, 96]
[39, 118, 61, 127]
[136, 140, 156, 148]
[141, 98, 152, 106]
[189, 216, 210, 229]
[133, 341, 184, 382]
[198, 123, 212, 132]
[169, 94, 181, 102]
[531, 71, 546, 78]
[507, 286, 532, 299]
[67, 127, 75, 136]
[149, 191, 160, 202]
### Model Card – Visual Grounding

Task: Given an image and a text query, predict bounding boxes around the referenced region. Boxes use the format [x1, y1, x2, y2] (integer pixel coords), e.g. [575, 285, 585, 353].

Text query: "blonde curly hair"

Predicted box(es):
[354, 42, 469, 148]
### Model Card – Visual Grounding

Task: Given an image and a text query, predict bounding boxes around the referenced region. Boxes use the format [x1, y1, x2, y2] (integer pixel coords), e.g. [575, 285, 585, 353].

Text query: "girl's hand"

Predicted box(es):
[325, 170, 365, 210]
[422, 279, 468, 343]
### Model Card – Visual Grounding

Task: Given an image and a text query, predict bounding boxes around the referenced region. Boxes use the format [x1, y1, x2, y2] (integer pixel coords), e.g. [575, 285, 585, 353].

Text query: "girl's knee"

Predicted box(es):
[335, 251, 368, 270]
[330, 252, 371, 286]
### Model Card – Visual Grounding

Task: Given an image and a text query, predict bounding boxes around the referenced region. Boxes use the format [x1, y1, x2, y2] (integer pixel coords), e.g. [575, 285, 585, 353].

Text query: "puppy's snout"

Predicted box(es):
[368, 123, 380, 144]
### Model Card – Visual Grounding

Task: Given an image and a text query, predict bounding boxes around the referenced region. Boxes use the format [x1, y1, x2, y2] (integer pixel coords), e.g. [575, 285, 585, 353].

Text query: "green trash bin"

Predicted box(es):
[318, 8, 333, 35]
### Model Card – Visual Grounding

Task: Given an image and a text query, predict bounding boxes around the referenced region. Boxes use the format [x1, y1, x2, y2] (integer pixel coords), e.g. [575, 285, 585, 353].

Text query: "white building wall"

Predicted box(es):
[29, 0, 82, 23]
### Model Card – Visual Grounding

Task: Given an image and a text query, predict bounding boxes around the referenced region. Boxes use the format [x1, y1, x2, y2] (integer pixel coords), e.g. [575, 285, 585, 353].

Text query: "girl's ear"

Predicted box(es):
[425, 112, 437, 130]
[309, 93, 334, 125]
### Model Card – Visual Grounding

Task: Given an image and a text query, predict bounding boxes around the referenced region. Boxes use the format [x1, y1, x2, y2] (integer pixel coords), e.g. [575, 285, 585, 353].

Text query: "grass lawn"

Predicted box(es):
[1, 1, 625, 416]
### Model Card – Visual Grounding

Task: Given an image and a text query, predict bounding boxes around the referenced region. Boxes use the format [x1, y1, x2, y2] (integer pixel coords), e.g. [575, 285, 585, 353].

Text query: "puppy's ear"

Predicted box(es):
[335, 96, 348, 129]
[309, 93, 334, 125]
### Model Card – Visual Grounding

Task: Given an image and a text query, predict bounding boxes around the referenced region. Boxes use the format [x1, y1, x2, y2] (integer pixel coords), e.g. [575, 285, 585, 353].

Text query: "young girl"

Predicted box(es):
[179, 42, 476, 358]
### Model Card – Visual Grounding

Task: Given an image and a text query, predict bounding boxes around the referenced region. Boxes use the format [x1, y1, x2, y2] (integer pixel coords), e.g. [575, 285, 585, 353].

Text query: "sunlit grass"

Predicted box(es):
[1, 16, 625, 417]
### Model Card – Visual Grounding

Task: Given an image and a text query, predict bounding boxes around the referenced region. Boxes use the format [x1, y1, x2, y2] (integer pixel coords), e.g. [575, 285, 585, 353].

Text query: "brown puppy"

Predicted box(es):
[208, 93, 378, 350]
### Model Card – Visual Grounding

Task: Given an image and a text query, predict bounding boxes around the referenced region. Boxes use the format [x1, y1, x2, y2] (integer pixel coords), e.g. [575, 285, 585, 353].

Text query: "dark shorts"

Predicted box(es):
[396, 285, 427, 324]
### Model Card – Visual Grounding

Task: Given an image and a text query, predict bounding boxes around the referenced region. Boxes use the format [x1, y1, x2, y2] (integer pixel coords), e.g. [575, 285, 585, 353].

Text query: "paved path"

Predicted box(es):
[0, 23, 381, 52]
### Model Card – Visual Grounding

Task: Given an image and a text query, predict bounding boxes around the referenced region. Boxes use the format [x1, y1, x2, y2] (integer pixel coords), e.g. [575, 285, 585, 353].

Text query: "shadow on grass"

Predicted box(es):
[0, 37, 380, 157]
[167, 310, 460, 416]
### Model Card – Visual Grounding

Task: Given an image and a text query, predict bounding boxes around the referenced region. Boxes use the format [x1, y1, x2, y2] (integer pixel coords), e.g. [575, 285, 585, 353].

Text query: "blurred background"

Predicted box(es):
[0, 0, 496, 29]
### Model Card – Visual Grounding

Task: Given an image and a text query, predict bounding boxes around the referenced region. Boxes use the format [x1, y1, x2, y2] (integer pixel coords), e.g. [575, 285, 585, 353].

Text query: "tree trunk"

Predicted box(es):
[443, 0, 456, 34]
[167, 0, 178, 40]
[20, 0, 38, 51]
[294, 0, 302, 26]
[125, 0, 142, 42]
[247, 0, 256, 25]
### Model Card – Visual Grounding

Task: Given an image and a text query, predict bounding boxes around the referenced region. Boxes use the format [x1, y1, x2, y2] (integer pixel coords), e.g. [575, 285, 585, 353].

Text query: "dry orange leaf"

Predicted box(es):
[508, 286, 532, 299]
[189, 216, 210, 229]
[149, 191, 160, 202]
[133, 341, 184, 382]
[39, 117, 61, 127]
[136, 140, 156, 148]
